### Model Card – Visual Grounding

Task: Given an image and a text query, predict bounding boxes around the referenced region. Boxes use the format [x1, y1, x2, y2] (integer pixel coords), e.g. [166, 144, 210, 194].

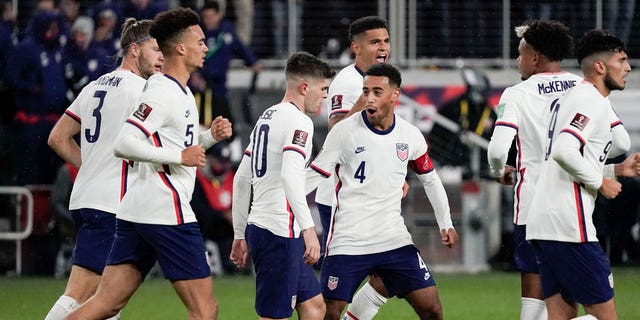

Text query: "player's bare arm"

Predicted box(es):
[327, 94, 367, 130]
[48, 115, 82, 168]
[181, 145, 205, 167]
[613, 152, 640, 177]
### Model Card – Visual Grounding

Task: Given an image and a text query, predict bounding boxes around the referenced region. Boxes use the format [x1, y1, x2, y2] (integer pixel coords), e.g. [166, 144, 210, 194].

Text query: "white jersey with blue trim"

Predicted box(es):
[527, 81, 620, 243]
[66, 69, 146, 213]
[315, 63, 365, 206]
[307, 111, 453, 255]
[117, 73, 200, 225]
[243, 102, 316, 238]
[488, 71, 582, 225]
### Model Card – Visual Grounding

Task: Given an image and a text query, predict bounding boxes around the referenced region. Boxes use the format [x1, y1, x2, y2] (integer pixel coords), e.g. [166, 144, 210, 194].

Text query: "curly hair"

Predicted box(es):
[575, 30, 625, 65]
[515, 20, 573, 62]
[150, 7, 200, 54]
[365, 63, 402, 88]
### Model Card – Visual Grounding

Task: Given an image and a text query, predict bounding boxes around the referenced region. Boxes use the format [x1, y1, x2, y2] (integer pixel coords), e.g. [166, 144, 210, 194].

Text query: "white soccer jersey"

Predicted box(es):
[117, 74, 201, 225]
[527, 81, 621, 243]
[306, 111, 453, 256]
[315, 64, 366, 206]
[487, 72, 582, 225]
[65, 69, 146, 213]
[237, 102, 316, 238]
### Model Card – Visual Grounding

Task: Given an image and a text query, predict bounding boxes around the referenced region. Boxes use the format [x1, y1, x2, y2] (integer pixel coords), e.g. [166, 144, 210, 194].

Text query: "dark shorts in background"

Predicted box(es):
[514, 224, 539, 273]
[71, 208, 116, 274]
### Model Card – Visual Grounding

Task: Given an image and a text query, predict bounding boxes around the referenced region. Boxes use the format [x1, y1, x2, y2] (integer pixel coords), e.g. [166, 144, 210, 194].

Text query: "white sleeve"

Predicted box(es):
[282, 150, 315, 230]
[551, 132, 602, 191]
[416, 170, 453, 230]
[232, 154, 252, 239]
[305, 125, 343, 194]
[487, 125, 517, 177]
[113, 121, 182, 164]
[199, 129, 218, 150]
[609, 124, 630, 158]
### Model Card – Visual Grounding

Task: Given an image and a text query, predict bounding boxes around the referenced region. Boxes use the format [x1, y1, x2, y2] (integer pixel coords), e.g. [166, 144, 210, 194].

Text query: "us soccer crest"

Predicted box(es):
[327, 276, 339, 290]
[396, 143, 409, 161]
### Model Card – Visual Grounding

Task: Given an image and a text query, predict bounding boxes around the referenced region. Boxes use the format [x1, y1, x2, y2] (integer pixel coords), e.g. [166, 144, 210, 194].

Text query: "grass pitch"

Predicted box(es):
[1, 268, 638, 319]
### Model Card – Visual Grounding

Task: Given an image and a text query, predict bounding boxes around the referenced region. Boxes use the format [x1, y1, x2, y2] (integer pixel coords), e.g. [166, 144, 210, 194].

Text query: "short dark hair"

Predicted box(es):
[150, 7, 200, 54]
[575, 30, 626, 65]
[365, 63, 401, 88]
[349, 16, 387, 41]
[517, 20, 573, 62]
[201, 1, 220, 12]
[285, 51, 335, 80]
[120, 18, 153, 53]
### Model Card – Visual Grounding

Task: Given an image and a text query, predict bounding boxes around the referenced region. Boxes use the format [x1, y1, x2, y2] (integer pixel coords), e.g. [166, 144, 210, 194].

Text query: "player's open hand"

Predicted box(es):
[181, 144, 205, 167]
[599, 177, 621, 199]
[496, 165, 516, 185]
[210, 116, 233, 141]
[230, 239, 249, 269]
[301, 227, 320, 265]
[440, 228, 458, 248]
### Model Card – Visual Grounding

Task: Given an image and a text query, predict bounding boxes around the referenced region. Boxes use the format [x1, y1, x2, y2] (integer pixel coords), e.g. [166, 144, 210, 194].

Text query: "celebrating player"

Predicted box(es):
[306, 63, 457, 320]
[527, 30, 640, 320]
[230, 51, 334, 320]
[66, 8, 232, 320]
[46, 17, 163, 320]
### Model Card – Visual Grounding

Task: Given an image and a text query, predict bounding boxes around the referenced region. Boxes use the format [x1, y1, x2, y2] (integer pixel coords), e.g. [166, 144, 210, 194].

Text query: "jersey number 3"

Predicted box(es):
[85, 90, 106, 143]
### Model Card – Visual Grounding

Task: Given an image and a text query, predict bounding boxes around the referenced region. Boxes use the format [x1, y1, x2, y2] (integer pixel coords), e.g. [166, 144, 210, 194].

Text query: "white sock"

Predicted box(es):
[572, 315, 598, 320]
[520, 297, 546, 320]
[106, 312, 122, 319]
[343, 282, 387, 320]
[44, 295, 79, 320]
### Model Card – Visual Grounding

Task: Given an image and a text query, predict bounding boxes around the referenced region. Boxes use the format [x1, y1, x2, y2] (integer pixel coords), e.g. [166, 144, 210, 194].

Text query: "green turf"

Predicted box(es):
[0, 268, 638, 319]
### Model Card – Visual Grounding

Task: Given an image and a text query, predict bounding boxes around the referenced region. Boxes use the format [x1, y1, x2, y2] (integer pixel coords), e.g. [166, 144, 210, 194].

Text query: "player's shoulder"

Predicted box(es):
[332, 64, 363, 86]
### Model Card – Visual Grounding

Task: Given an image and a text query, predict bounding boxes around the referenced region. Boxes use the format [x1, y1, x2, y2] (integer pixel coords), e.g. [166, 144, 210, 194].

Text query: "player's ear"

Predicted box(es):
[175, 43, 186, 56]
[299, 81, 308, 95]
[593, 60, 606, 75]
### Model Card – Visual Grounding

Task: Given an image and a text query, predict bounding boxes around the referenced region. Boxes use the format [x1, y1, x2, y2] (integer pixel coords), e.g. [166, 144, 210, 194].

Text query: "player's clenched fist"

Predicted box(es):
[210, 116, 233, 141]
[181, 144, 205, 167]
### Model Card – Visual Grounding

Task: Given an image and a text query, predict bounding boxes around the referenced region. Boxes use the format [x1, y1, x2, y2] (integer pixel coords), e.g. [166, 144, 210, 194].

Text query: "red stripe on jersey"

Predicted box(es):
[409, 151, 434, 174]
[120, 160, 128, 201]
[559, 128, 586, 146]
[514, 167, 526, 224]
[310, 163, 331, 177]
[158, 172, 184, 224]
[64, 110, 81, 123]
[610, 120, 622, 128]
[286, 201, 294, 238]
[345, 311, 360, 320]
[573, 182, 587, 242]
[495, 120, 518, 130]
[513, 134, 524, 223]
[325, 167, 343, 256]
[244, 149, 252, 156]
[329, 109, 349, 117]
[283, 145, 307, 159]
[126, 119, 152, 137]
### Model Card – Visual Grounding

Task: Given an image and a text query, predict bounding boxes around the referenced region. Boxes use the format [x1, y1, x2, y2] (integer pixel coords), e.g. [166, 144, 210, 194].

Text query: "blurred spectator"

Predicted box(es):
[64, 16, 114, 99]
[217, 0, 254, 45]
[50, 162, 78, 278]
[191, 141, 238, 273]
[58, 0, 80, 29]
[92, 6, 120, 57]
[192, 0, 260, 137]
[4, 9, 67, 185]
[123, 0, 168, 20]
[605, 0, 635, 46]
[0, 1, 17, 185]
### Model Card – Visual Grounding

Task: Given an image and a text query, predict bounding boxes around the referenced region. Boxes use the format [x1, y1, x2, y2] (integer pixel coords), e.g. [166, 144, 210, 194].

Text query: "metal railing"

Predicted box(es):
[0, 186, 34, 276]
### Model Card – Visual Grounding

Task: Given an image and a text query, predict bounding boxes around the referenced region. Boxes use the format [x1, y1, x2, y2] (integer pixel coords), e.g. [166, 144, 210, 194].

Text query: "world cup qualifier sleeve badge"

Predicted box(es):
[327, 276, 339, 290]
[396, 143, 409, 161]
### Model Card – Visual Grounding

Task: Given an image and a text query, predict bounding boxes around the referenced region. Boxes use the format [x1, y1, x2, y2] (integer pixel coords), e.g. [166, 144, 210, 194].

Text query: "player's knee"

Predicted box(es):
[368, 276, 388, 298]
[411, 297, 442, 320]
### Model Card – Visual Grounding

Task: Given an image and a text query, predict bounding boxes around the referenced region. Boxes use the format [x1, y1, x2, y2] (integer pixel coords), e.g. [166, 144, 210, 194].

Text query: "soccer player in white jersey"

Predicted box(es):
[527, 30, 640, 320]
[315, 16, 395, 320]
[67, 8, 232, 320]
[487, 20, 581, 320]
[45, 18, 163, 320]
[230, 51, 334, 320]
[306, 63, 457, 320]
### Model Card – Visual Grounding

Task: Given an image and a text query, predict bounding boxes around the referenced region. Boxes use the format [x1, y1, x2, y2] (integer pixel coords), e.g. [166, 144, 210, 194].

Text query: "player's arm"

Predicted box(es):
[410, 151, 457, 247]
[200, 116, 233, 149]
[487, 91, 519, 183]
[48, 112, 82, 168]
[230, 152, 251, 269]
[608, 121, 630, 158]
[328, 93, 366, 130]
[305, 126, 342, 194]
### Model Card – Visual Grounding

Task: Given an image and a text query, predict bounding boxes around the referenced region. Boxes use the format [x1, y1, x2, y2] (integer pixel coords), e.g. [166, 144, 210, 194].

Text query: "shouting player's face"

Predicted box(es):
[303, 77, 331, 114]
[137, 38, 164, 79]
[362, 75, 399, 131]
[602, 50, 631, 92]
[352, 28, 390, 71]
